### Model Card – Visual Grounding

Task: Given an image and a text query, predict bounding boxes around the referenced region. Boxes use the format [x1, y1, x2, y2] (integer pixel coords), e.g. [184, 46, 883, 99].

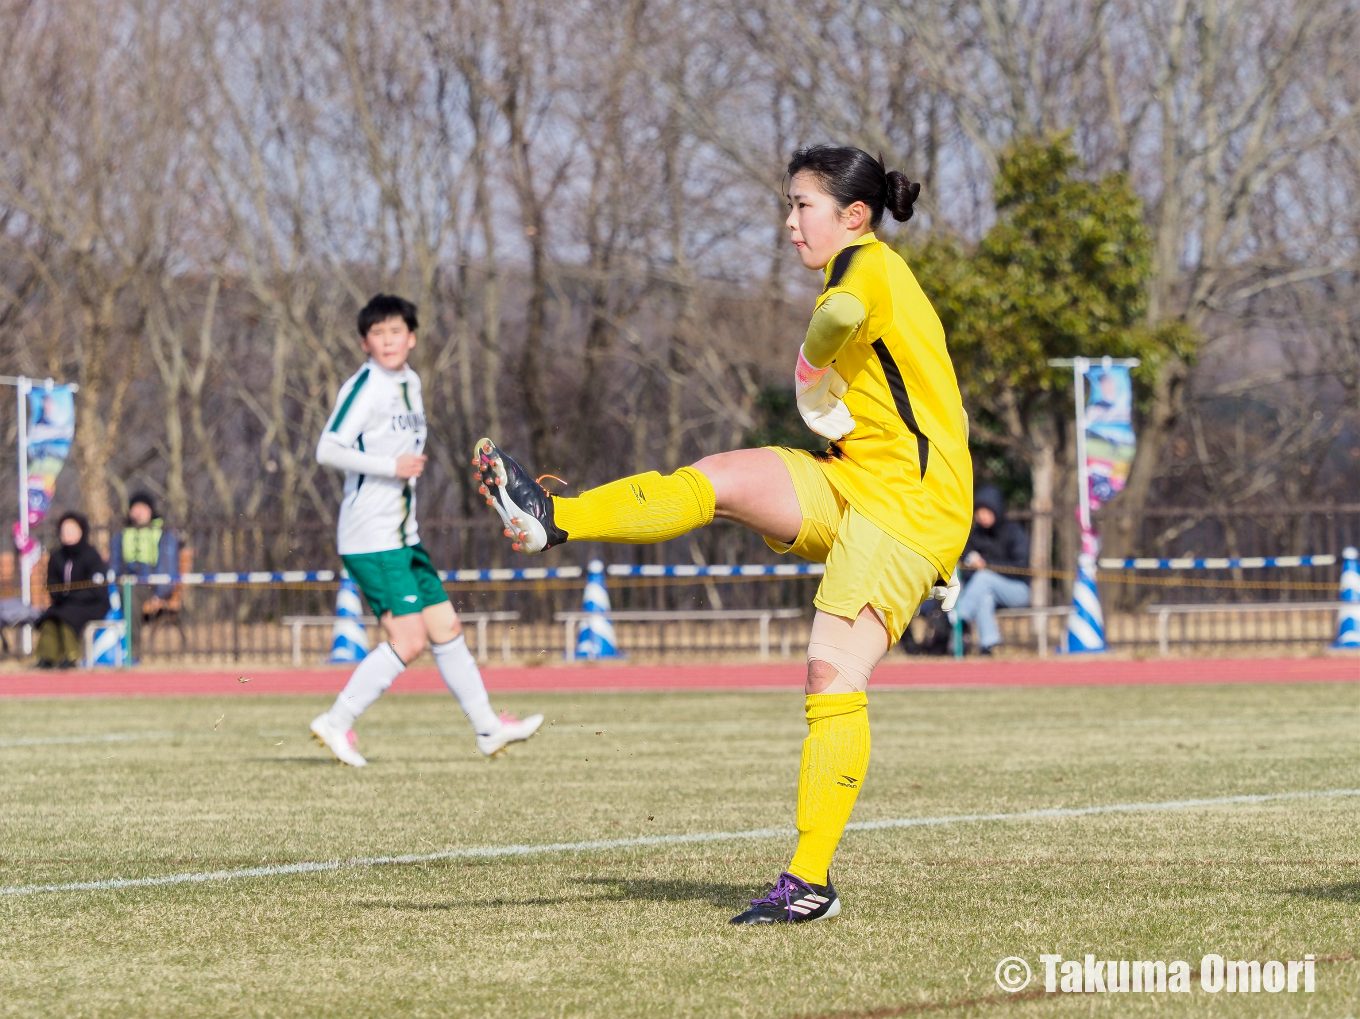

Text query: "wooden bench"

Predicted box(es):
[1145, 601, 1341, 657]
[994, 606, 1073, 658]
[553, 608, 804, 661]
[279, 611, 520, 666]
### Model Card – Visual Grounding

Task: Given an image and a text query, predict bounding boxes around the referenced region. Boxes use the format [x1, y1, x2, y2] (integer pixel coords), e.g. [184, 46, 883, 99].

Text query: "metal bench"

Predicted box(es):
[553, 608, 803, 661]
[995, 606, 1073, 658]
[279, 611, 520, 666]
[1145, 601, 1341, 657]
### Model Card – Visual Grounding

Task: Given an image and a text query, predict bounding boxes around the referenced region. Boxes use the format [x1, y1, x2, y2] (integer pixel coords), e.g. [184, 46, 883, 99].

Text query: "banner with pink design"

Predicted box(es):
[13, 384, 76, 558]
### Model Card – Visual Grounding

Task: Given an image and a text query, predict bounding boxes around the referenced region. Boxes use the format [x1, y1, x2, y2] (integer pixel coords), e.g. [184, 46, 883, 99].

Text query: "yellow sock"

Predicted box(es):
[552, 467, 715, 543]
[787, 692, 870, 886]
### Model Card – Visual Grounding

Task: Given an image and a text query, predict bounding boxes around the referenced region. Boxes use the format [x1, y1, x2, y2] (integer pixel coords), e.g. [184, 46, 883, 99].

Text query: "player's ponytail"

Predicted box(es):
[883, 169, 920, 222]
[786, 145, 920, 228]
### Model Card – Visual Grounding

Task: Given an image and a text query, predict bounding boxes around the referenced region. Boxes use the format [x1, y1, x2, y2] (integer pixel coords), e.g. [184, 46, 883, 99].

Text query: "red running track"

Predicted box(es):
[0, 656, 1355, 699]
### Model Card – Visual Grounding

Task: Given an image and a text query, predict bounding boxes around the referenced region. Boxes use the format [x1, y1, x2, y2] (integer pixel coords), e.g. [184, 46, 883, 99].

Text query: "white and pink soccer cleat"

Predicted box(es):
[310, 712, 368, 767]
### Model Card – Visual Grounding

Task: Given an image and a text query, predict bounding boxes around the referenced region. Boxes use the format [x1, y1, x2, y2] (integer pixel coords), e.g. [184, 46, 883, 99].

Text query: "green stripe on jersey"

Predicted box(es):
[328, 368, 371, 432]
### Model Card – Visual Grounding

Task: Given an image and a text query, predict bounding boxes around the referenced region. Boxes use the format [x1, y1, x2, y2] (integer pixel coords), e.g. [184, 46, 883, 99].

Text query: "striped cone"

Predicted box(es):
[1333, 546, 1360, 650]
[1064, 530, 1107, 653]
[575, 559, 619, 660]
[328, 570, 370, 663]
[88, 585, 126, 668]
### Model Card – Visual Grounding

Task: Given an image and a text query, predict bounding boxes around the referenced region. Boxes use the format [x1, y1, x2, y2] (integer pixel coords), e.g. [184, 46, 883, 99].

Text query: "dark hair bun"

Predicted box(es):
[884, 170, 920, 222]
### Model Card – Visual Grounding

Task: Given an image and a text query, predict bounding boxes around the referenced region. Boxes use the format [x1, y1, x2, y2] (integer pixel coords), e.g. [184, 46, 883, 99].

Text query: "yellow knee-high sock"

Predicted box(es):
[788, 691, 870, 886]
[552, 467, 715, 543]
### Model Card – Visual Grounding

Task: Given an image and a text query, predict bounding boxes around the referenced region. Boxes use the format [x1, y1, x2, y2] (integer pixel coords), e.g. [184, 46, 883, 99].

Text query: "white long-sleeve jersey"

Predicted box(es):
[317, 360, 428, 555]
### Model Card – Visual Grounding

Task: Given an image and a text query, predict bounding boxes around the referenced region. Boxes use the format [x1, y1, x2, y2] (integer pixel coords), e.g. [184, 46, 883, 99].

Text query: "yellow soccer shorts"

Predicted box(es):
[766, 446, 938, 644]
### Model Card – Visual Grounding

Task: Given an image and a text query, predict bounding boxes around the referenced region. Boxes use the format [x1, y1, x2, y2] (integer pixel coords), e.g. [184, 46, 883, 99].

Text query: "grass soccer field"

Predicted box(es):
[2, 680, 1359, 1018]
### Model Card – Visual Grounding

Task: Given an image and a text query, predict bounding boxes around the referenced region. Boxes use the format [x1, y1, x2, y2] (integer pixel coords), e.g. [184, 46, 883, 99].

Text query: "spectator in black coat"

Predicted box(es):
[954, 485, 1031, 655]
[35, 512, 111, 669]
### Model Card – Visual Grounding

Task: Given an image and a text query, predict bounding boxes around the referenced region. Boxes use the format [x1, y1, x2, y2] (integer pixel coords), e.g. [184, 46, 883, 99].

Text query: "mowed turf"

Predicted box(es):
[2, 681, 1359, 1018]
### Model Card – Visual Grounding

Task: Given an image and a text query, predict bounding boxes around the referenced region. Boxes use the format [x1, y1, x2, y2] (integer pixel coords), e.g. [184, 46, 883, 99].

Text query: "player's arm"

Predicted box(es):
[795, 292, 866, 440]
[801, 291, 865, 368]
[316, 378, 399, 477]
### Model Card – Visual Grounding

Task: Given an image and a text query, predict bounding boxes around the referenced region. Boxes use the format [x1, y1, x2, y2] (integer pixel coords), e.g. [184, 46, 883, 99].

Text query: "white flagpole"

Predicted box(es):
[16, 377, 31, 654]
[1072, 357, 1091, 532]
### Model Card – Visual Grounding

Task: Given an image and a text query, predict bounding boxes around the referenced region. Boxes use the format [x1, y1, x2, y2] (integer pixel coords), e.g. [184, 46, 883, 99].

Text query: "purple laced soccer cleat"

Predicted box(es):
[728, 871, 841, 924]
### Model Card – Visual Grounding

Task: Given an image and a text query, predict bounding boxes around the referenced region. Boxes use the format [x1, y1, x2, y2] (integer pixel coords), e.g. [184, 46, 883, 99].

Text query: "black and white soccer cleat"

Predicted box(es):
[728, 871, 841, 924]
[473, 437, 568, 553]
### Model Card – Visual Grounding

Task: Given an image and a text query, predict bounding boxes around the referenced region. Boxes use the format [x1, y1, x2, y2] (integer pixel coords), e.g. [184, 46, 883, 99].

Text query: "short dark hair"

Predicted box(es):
[357, 294, 418, 338]
[57, 511, 90, 544]
[128, 491, 159, 520]
[786, 146, 921, 228]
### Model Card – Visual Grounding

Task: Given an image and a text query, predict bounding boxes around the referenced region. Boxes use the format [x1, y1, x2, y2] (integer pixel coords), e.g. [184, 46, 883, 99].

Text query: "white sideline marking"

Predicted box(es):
[4, 788, 1358, 899]
[0, 731, 178, 748]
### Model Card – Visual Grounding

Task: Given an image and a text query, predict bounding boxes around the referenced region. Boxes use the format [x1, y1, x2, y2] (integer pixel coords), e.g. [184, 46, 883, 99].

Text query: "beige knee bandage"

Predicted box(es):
[806, 608, 890, 694]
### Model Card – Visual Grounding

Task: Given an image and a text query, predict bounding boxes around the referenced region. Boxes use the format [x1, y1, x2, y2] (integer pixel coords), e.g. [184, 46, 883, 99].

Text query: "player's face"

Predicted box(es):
[362, 317, 417, 371]
[786, 172, 870, 270]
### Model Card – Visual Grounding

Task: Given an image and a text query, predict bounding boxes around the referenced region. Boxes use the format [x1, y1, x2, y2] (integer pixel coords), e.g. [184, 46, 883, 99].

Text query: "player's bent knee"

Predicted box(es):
[806, 659, 844, 695]
[805, 607, 889, 694]
[391, 638, 425, 664]
[422, 602, 461, 644]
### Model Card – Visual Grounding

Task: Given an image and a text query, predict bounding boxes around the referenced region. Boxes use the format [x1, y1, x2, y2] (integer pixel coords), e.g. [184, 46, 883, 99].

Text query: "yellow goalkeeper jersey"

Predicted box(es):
[811, 232, 973, 577]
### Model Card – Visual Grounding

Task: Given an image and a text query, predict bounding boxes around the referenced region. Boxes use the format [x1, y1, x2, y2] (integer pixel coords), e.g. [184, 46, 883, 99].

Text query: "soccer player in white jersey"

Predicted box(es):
[309, 294, 542, 766]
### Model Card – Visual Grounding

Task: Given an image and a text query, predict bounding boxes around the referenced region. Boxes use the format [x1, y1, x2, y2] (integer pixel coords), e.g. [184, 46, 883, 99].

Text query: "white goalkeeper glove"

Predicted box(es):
[931, 571, 961, 613]
[795, 346, 855, 440]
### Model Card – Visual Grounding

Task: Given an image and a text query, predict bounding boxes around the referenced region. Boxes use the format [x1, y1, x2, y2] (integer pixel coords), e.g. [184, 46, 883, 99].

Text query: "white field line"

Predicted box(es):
[4, 788, 1359, 899]
[0, 731, 179, 748]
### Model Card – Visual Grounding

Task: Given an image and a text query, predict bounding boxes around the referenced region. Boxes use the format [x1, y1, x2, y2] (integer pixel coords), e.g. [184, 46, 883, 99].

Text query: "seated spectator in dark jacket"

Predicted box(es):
[108, 492, 179, 621]
[35, 512, 111, 669]
[955, 485, 1031, 655]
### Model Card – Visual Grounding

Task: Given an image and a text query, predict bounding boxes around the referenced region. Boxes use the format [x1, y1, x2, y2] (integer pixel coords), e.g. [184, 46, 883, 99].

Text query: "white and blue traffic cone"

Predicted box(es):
[1333, 546, 1359, 650]
[328, 570, 370, 663]
[1064, 532, 1107, 653]
[575, 558, 619, 660]
[88, 583, 127, 668]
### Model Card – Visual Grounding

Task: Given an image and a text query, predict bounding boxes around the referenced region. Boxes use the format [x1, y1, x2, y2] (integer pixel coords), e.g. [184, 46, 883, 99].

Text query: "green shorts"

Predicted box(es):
[341, 544, 449, 618]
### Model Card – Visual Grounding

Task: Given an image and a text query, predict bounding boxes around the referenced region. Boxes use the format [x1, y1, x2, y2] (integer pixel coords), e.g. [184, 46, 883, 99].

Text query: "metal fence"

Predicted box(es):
[80, 575, 1351, 665]
[113, 578, 820, 666]
[980, 604, 1345, 658]
[4, 503, 1355, 664]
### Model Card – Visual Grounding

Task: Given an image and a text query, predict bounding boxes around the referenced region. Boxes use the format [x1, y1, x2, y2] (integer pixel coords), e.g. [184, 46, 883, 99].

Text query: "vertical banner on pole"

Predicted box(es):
[1063, 360, 1137, 654]
[10, 381, 77, 655]
[13, 383, 76, 566]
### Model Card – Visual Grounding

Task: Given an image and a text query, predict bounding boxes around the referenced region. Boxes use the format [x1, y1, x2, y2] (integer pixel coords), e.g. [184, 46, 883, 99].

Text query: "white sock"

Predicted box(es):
[431, 634, 500, 736]
[329, 643, 406, 728]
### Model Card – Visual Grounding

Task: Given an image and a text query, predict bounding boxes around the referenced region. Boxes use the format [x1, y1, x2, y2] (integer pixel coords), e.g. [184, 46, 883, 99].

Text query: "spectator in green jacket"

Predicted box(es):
[108, 492, 179, 621]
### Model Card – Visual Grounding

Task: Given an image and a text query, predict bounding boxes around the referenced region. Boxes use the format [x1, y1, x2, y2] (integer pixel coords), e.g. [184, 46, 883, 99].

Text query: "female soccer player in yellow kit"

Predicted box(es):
[475, 146, 972, 924]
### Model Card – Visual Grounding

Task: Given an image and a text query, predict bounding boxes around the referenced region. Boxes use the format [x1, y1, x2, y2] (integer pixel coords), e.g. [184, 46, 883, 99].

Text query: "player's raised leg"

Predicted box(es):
[473, 439, 801, 552]
[422, 600, 543, 757]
